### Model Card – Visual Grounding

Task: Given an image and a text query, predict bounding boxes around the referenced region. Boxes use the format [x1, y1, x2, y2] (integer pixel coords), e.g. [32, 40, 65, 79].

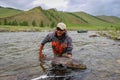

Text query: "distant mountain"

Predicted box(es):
[97, 15, 120, 24]
[73, 12, 112, 26]
[0, 6, 23, 18]
[0, 6, 120, 28]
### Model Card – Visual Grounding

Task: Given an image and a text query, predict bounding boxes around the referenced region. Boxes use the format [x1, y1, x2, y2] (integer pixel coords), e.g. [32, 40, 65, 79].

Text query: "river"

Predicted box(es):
[0, 31, 120, 80]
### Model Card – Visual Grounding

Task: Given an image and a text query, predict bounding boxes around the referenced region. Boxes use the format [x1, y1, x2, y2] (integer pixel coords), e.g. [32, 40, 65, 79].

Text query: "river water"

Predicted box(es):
[0, 31, 120, 80]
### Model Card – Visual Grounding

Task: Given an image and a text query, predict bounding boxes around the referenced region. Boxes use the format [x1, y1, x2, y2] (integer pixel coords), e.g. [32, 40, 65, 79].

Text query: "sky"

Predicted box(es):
[0, 0, 120, 17]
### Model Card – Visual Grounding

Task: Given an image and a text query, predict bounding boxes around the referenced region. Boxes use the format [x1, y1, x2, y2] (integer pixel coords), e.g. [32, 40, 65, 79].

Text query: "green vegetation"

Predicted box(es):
[0, 6, 120, 32]
[0, 25, 54, 32]
[97, 15, 120, 24]
[40, 21, 44, 27]
[0, 7, 22, 18]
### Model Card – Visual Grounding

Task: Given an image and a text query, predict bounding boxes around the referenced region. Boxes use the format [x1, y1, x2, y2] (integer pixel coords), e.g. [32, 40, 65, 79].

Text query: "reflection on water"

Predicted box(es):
[0, 31, 120, 80]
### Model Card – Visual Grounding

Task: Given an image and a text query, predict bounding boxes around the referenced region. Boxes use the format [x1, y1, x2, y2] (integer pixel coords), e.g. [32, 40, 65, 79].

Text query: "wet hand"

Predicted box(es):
[39, 53, 46, 61]
[40, 54, 44, 58]
[67, 54, 72, 58]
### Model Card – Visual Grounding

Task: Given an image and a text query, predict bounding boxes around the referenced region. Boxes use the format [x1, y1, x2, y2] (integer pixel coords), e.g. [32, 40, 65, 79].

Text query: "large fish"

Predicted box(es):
[40, 57, 87, 70]
[34, 57, 87, 80]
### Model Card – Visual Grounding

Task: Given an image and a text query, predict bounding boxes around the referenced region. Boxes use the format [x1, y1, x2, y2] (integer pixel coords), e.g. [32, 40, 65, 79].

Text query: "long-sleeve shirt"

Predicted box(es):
[41, 31, 73, 55]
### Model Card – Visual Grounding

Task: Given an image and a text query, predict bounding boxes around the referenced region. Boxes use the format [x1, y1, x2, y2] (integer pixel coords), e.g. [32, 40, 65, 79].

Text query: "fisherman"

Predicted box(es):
[39, 22, 73, 59]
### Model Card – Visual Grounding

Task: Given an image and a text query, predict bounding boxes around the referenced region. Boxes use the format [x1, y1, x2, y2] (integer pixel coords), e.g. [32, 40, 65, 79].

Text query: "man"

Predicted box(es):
[39, 22, 73, 59]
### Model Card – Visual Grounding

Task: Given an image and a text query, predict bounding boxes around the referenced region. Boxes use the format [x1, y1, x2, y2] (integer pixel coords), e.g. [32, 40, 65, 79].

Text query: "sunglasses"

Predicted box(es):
[56, 27, 64, 31]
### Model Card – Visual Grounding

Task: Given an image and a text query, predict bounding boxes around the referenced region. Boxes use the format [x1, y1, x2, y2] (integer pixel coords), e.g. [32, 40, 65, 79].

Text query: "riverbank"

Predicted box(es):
[97, 31, 120, 40]
[0, 25, 119, 32]
[0, 25, 54, 32]
[1, 25, 120, 41]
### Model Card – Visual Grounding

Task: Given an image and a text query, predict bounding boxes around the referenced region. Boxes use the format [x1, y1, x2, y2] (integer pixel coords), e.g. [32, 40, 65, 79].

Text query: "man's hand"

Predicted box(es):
[67, 54, 72, 58]
[40, 53, 45, 58]
[39, 52, 46, 60]
[39, 53, 46, 61]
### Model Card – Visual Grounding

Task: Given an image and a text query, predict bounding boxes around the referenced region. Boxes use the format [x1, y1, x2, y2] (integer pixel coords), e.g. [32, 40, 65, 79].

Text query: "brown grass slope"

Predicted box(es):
[0, 7, 51, 26]
[0, 7, 89, 27]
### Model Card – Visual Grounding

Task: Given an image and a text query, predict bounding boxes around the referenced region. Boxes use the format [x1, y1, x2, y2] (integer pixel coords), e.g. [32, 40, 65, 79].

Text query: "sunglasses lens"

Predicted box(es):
[57, 27, 63, 31]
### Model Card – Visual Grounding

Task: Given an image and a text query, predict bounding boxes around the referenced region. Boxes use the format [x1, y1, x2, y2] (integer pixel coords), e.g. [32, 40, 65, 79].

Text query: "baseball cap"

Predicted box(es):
[57, 22, 66, 30]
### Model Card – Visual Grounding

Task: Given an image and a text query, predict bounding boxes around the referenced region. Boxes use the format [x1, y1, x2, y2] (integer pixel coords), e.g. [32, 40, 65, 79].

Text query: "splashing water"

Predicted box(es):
[31, 75, 47, 80]
[31, 75, 69, 80]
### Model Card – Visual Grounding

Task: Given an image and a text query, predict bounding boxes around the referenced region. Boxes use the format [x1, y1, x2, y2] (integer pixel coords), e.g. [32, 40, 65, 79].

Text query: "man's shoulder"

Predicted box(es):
[65, 33, 72, 39]
[47, 32, 54, 36]
[46, 32, 55, 38]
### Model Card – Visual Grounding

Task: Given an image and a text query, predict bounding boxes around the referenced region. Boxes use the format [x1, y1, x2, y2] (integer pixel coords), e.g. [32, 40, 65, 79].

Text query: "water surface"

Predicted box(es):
[0, 31, 120, 80]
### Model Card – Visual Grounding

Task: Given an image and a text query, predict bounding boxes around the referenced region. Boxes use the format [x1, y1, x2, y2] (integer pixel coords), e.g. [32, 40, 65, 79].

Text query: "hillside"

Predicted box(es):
[97, 15, 120, 24]
[0, 6, 120, 30]
[73, 12, 111, 26]
[0, 7, 89, 27]
[0, 6, 22, 18]
[9, 7, 50, 25]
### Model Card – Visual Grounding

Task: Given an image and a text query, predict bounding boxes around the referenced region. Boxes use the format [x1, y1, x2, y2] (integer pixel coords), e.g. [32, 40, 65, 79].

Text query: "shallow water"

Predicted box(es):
[0, 31, 120, 80]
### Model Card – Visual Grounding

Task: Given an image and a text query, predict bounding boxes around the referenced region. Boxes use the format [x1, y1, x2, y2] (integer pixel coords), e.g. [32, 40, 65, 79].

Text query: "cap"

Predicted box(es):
[57, 22, 66, 30]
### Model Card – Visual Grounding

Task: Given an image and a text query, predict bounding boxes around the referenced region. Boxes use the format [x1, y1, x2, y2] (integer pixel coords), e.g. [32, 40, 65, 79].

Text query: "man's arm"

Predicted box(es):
[39, 33, 52, 59]
[39, 44, 45, 59]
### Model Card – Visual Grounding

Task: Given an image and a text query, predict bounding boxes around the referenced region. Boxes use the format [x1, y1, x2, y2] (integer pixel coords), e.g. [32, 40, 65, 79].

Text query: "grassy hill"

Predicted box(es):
[3, 7, 51, 26]
[73, 12, 112, 25]
[97, 15, 120, 24]
[0, 6, 120, 31]
[0, 6, 22, 18]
